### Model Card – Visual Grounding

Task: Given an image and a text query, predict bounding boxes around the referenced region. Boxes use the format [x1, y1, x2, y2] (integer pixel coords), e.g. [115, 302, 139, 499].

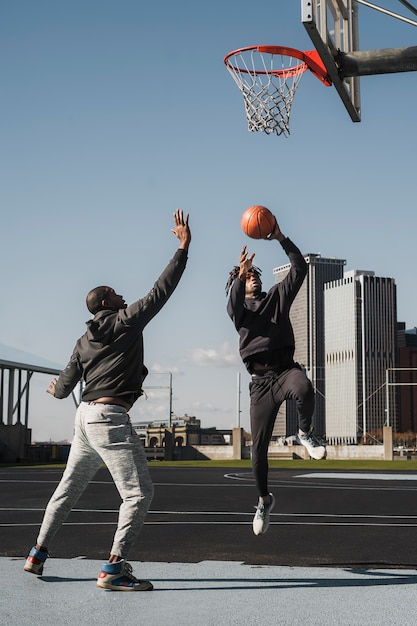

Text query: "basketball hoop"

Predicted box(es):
[224, 46, 331, 137]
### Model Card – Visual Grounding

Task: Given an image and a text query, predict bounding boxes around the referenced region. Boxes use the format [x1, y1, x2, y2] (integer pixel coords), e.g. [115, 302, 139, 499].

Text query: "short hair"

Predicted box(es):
[86, 286, 112, 315]
[225, 265, 262, 296]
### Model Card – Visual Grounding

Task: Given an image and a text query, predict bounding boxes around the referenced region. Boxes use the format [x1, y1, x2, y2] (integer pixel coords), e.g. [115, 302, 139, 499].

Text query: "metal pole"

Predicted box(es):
[398, 0, 417, 17]
[169, 372, 173, 427]
[237, 372, 241, 428]
[355, 0, 417, 27]
[0, 369, 4, 424]
[17, 369, 22, 423]
[338, 47, 417, 78]
[25, 371, 30, 428]
[386, 369, 390, 427]
[7, 368, 15, 426]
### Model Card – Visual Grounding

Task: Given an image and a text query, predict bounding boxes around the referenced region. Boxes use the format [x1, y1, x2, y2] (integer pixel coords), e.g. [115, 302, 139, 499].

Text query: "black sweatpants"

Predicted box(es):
[249, 367, 315, 496]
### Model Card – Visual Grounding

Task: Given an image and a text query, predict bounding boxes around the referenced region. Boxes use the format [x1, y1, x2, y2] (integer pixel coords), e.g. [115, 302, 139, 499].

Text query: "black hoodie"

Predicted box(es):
[54, 248, 188, 407]
[227, 238, 307, 372]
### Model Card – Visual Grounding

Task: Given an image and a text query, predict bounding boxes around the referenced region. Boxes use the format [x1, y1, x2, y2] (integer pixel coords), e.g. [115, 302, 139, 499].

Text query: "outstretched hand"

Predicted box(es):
[265, 217, 285, 242]
[238, 245, 255, 280]
[46, 378, 57, 396]
[171, 209, 191, 251]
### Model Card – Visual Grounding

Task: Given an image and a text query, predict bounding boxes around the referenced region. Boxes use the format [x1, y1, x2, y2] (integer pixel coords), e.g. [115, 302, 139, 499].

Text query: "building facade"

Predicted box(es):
[273, 253, 346, 437]
[133, 414, 230, 448]
[324, 270, 398, 444]
[397, 327, 417, 433]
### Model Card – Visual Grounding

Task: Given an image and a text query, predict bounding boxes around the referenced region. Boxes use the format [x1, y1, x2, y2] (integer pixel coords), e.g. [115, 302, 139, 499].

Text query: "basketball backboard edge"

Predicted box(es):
[301, 0, 361, 121]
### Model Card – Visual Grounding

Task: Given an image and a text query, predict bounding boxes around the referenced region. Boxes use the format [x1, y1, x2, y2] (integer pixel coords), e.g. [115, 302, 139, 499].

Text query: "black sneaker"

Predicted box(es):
[252, 493, 276, 536]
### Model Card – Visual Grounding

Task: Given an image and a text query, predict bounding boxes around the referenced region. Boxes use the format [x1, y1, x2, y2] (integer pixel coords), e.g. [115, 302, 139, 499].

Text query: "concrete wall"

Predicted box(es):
[268, 444, 387, 461]
[323, 445, 385, 460]
[174, 445, 246, 461]
[189, 443, 389, 461]
[171, 443, 390, 461]
[18, 425, 398, 463]
[194, 445, 236, 460]
[0, 423, 32, 462]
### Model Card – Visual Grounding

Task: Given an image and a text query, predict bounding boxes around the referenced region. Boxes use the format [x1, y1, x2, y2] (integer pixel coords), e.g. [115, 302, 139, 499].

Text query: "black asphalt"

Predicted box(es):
[1, 465, 417, 569]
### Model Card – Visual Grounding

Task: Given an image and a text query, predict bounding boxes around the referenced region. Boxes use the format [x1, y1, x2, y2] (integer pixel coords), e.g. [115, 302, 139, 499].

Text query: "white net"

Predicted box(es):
[225, 47, 308, 137]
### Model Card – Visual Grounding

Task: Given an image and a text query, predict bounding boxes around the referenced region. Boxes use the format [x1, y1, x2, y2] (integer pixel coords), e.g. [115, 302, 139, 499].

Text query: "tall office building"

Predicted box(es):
[272, 253, 346, 437]
[397, 327, 417, 433]
[324, 270, 398, 443]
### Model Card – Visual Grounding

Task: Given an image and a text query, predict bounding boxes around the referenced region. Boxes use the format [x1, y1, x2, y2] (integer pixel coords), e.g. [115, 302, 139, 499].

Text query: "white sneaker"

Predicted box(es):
[298, 428, 326, 460]
[252, 493, 276, 536]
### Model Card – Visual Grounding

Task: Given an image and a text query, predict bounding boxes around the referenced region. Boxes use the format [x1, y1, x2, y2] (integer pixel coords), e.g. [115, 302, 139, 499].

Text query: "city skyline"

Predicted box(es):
[2, 1, 416, 442]
[1, 247, 415, 443]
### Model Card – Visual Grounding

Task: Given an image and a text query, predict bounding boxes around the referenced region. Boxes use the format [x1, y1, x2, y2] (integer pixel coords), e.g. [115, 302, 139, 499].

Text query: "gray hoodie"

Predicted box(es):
[54, 248, 188, 407]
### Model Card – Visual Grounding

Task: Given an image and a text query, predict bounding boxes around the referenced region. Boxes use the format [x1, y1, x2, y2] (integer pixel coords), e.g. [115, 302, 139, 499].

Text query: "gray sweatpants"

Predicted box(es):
[37, 401, 154, 559]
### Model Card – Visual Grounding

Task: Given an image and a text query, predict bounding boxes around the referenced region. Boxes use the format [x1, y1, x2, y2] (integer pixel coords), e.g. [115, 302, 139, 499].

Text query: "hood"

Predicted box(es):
[85, 310, 116, 344]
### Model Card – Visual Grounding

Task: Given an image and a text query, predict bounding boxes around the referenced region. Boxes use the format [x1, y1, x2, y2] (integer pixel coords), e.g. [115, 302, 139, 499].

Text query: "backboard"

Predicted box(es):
[301, 0, 361, 121]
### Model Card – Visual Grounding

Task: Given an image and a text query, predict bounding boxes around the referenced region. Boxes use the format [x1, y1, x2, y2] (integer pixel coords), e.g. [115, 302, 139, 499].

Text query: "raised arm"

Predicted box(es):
[171, 209, 191, 251]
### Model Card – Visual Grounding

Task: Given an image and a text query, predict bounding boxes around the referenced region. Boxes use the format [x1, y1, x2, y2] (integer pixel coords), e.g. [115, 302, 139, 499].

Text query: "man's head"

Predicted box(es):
[225, 265, 262, 297]
[244, 268, 262, 298]
[86, 286, 126, 314]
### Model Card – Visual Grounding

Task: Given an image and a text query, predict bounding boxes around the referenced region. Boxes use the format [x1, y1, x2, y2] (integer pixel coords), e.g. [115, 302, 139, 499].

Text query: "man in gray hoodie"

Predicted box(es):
[24, 209, 191, 591]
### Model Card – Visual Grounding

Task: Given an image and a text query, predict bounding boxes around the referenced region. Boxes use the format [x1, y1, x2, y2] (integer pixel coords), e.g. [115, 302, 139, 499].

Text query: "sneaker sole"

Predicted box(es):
[97, 581, 153, 591]
[24, 566, 43, 575]
[253, 496, 276, 536]
[24, 561, 44, 575]
[306, 448, 326, 460]
[299, 440, 326, 460]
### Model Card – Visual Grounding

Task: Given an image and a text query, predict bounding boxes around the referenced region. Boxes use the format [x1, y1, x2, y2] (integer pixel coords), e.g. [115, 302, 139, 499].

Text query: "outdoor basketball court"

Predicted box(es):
[2, 464, 417, 625]
[2, 465, 417, 567]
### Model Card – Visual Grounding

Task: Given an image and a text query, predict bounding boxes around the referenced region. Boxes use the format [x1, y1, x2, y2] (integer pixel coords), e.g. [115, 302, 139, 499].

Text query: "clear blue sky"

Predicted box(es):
[1, 1, 416, 441]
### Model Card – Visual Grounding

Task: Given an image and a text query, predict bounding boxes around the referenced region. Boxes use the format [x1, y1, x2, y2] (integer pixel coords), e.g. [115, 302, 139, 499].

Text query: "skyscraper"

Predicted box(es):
[324, 270, 398, 444]
[397, 326, 417, 433]
[273, 253, 346, 437]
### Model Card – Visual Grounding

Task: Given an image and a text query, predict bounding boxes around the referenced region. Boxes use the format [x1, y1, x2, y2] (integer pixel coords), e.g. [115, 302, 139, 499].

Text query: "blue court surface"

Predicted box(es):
[1, 465, 417, 625]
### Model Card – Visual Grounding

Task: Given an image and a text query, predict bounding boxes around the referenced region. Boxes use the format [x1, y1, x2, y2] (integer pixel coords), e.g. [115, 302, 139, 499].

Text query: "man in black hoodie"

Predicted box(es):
[226, 214, 325, 537]
[24, 209, 191, 591]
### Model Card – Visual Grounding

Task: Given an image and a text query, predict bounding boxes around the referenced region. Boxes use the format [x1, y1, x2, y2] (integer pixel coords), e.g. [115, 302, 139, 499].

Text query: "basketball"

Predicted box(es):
[241, 205, 276, 239]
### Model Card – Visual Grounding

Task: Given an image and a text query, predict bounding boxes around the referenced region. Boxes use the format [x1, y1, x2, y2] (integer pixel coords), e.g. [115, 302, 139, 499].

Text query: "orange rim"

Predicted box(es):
[224, 45, 331, 85]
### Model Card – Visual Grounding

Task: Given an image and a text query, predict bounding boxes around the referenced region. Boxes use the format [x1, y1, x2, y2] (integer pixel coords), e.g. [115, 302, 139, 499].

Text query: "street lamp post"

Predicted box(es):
[143, 371, 173, 427]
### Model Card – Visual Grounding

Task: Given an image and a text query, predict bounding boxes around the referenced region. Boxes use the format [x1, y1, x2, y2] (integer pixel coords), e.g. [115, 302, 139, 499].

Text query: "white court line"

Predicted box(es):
[224, 472, 417, 491]
[297, 473, 417, 481]
[0, 479, 245, 487]
[3, 473, 417, 484]
[2, 521, 417, 527]
[2, 508, 417, 520]
[0, 508, 249, 515]
[0, 480, 115, 484]
[2, 508, 417, 530]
